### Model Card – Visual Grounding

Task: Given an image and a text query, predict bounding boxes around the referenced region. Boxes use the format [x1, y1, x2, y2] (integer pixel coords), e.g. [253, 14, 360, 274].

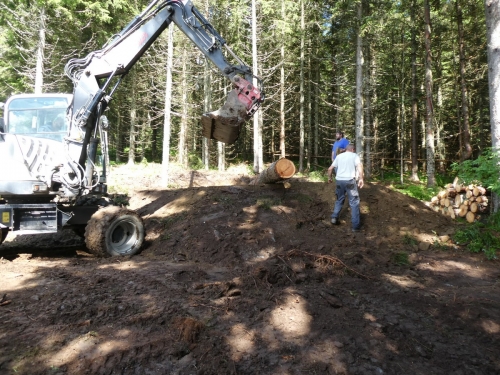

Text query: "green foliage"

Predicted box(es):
[391, 251, 409, 266]
[394, 183, 440, 201]
[454, 211, 500, 260]
[188, 153, 204, 170]
[256, 197, 281, 210]
[451, 149, 500, 195]
[402, 233, 417, 246]
[307, 170, 327, 182]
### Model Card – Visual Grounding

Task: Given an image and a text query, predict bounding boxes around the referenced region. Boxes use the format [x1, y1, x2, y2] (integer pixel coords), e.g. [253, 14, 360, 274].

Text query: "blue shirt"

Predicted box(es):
[332, 138, 349, 160]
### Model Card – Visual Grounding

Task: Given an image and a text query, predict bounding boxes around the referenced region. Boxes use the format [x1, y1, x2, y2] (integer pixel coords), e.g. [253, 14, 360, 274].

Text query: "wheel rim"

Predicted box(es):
[108, 219, 139, 255]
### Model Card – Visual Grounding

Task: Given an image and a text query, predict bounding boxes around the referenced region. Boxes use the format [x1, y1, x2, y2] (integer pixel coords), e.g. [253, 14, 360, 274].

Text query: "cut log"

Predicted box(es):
[256, 158, 296, 184]
[438, 190, 448, 199]
[476, 186, 487, 196]
[449, 208, 456, 219]
[431, 196, 440, 205]
[444, 198, 451, 207]
[452, 176, 459, 188]
[466, 189, 473, 199]
[440, 199, 446, 207]
[476, 196, 483, 204]
[446, 188, 457, 198]
[466, 211, 476, 223]
[458, 205, 468, 217]
[470, 202, 478, 213]
[455, 183, 464, 193]
[454, 194, 463, 207]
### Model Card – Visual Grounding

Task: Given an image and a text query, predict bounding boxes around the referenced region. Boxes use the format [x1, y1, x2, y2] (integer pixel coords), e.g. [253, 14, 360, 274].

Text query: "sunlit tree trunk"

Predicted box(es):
[203, 59, 211, 170]
[364, 46, 373, 180]
[161, 26, 174, 186]
[178, 45, 188, 168]
[34, 6, 46, 94]
[485, 0, 500, 212]
[355, 1, 364, 161]
[424, 0, 436, 187]
[280, 0, 286, 159]
[128, 76, 137, 165]
[252, 0, 263, 173]
[116, 113, 122, 164]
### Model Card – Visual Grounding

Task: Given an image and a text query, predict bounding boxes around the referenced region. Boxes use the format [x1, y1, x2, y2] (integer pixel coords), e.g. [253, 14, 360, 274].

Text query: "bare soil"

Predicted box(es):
[1, 164, 499, 375]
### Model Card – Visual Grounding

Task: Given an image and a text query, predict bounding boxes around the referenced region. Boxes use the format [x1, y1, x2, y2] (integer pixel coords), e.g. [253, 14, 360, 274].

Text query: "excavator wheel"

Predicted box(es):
[0, 228, 8, 246]
[85, 206, 144, 257]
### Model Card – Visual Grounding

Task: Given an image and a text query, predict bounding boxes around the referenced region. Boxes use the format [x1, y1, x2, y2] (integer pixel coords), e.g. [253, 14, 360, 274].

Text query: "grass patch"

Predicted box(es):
[402, 233, 418, 246]
[256, 197, 281, 210]
[307, 170, 328, 182]
[393, 183, 441, 201]
[454, 212, 500, 260]
[391, 251, 409, 266]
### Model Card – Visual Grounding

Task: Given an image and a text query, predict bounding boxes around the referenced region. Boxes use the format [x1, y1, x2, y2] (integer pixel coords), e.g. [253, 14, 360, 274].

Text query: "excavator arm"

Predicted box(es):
[65, 0, 263, 186]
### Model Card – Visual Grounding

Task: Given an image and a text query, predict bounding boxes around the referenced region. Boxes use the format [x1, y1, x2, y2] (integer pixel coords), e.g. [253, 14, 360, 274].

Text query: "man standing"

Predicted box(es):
[331, 131, 349, 162]
[327, 144, 364, 232]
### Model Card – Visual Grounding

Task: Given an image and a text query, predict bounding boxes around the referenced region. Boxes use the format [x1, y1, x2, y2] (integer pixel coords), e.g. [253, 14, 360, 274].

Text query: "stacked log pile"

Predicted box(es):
[429, 178, 489, 222]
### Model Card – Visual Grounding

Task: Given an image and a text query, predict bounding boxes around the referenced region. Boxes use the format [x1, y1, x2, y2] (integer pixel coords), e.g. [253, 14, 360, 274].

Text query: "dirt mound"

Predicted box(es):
[1, 164, 499, 375]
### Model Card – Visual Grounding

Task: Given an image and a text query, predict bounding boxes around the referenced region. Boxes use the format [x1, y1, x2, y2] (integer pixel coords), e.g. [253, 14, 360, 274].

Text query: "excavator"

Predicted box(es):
[0, 0, 264, 256]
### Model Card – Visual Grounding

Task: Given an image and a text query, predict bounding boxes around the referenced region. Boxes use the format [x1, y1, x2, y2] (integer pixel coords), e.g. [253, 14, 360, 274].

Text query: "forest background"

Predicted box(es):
[0, 0, 499, 191]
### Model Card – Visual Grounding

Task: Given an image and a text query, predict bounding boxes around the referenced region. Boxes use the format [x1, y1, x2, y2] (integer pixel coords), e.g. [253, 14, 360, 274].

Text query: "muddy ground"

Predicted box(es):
[1, 163, 499, 375]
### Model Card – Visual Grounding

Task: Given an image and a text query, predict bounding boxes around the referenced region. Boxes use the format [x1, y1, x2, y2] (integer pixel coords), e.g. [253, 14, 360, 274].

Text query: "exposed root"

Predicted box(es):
[285, 249, 372, 279]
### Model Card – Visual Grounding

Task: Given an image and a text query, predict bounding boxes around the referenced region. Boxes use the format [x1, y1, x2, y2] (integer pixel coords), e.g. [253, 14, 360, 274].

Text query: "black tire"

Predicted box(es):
[85, 206, 144, 257]
[0, 228, 8, 245]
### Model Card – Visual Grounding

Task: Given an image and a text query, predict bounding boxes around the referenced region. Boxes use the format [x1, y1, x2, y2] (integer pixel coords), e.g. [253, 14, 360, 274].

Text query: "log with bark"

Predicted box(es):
[255, 158, 296, 185]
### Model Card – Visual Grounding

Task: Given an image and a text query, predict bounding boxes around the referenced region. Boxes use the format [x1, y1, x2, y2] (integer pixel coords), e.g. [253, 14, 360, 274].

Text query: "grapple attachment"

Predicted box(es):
[202, 76, 262, 144]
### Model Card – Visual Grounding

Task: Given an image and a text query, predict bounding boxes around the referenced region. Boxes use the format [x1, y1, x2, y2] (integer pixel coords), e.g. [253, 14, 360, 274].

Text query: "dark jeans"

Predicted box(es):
[331, 179, 361, 230]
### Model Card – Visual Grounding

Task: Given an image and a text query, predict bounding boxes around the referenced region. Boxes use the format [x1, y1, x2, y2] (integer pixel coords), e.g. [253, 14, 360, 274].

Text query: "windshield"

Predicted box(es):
[6, 97, 69, 142]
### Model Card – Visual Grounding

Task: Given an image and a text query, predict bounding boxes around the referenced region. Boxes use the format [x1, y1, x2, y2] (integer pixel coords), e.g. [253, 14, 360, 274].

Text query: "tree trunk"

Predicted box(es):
[256, 158, 296, 184]
[314, 66, 320, 167]
[203, 58, 212, 170]
[299, 0, 305, 173]
[178, 45, 188, 168]
[34, 6, 46, 94]
[457, 0, 472, 161]
[128, 76, 137, 165]
[252, 0, 263, 173]
[116, 113, 122, 164]
[485, 0, 500, 212]
[307, 51, 312, 171]
[424, 0, 436, 187]
[410, 0, 420, 182]
[355, 1, 364, 161]
[280, 0, 286, 159]
[161, 26, 174, 186]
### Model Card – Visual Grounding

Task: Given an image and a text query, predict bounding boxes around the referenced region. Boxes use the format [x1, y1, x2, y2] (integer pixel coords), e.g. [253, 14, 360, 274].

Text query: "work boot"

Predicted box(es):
[331, 218, 339, 225]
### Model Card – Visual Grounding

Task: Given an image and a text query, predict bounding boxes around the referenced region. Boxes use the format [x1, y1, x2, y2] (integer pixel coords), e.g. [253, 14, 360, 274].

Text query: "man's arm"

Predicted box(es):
[356, 162, 364, 188]
[327, 160, 337, 183]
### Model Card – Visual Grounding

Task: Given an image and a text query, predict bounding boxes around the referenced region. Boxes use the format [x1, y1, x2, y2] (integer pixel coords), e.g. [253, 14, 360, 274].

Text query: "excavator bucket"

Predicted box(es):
[201, 89, 250, 144]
